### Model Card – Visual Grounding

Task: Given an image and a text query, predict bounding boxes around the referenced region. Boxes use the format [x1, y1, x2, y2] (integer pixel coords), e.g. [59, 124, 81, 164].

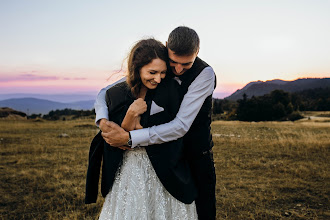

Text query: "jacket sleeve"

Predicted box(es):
[85, 131, 104, 204]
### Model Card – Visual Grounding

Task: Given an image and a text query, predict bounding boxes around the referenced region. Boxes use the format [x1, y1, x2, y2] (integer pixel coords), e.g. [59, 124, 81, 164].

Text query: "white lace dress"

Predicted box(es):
[98, 147, 198, 220]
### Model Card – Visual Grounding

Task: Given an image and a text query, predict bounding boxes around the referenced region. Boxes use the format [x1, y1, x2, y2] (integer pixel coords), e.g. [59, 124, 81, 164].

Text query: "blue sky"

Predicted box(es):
[1, 0, 329, 97]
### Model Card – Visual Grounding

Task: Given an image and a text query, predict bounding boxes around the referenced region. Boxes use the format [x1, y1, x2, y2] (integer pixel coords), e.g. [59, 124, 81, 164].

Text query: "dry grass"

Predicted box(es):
[0, 119, 103, 219]
[0, 117, 329, 219]
[212, 119, 330, 219]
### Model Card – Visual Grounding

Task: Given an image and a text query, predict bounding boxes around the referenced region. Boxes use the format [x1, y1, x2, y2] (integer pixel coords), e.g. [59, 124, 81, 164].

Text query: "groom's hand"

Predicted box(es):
[100, 120, 130, 147]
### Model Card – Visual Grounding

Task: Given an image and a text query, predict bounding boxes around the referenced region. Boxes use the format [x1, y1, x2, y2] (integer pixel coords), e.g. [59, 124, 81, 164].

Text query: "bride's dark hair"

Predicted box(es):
[127, 38, 168, 97]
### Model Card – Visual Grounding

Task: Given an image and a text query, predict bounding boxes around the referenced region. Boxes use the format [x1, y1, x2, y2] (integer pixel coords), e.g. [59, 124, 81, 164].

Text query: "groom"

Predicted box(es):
[95, 26, 216, 220]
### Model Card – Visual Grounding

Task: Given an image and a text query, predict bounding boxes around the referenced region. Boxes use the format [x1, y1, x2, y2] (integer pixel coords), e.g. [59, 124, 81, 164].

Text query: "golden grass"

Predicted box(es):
[0, 119, 103, 219]
[0, 118, 329, 219]
[212, 120, 330, 219]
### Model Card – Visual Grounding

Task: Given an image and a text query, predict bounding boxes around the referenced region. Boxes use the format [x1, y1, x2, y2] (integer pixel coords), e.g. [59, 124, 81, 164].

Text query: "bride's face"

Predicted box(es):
[140, 58, 167, 90]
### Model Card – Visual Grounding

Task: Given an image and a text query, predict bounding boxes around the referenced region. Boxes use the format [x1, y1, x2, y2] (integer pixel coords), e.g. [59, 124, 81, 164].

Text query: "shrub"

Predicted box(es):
[288, 111, 304, 121]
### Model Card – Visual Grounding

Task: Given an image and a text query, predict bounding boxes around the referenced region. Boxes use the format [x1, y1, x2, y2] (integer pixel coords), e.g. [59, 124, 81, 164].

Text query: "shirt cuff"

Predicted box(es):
[130, 128, 149, 147]
[95, 107, 109, 126]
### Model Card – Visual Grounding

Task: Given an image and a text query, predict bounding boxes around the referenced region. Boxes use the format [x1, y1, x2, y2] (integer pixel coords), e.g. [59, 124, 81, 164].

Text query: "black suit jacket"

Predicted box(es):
[85, 78, 197, 204]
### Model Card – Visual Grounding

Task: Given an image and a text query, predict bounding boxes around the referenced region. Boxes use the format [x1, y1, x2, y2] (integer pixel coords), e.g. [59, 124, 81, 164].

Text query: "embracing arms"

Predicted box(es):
[95, 67, 215, 147]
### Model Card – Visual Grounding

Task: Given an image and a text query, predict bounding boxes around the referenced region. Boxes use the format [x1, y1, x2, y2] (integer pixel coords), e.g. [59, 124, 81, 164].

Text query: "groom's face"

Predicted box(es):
[167, 48, 198, 76]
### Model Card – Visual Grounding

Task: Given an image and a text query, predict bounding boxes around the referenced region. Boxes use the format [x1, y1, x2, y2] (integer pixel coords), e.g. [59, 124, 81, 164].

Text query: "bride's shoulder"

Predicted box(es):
[107, 81, 129, 96]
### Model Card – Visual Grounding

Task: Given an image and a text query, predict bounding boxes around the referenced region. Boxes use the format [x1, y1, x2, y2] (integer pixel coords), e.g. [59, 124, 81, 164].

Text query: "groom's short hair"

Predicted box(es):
[167, 26, 200, 56]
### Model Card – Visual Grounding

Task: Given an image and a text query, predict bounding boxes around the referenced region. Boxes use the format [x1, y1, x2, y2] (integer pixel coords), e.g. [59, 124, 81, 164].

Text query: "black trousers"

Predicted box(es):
[188, 150, 216, 220]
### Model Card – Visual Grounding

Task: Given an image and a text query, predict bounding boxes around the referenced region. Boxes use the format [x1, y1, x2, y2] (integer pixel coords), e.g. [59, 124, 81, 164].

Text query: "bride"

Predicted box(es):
[86, 38, 198, 219]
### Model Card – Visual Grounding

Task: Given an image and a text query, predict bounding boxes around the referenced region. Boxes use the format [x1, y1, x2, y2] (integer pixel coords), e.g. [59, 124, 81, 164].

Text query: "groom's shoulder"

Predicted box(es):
[196, 57, 209, 66]
[195, 57, 215, 77]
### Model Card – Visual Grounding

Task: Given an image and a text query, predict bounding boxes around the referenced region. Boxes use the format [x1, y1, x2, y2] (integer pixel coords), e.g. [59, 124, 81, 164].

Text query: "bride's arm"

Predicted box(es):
[134, 117, 143, 130]
[121, 98, 147, 131]
[121, 111, 138, 131]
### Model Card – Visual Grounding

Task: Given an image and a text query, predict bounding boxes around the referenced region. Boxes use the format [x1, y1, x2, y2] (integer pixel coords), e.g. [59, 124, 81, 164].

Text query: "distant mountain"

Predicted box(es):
[225, 78, 330, 101]
[0, 98, 94, 115]
[0, 93, 97, 103]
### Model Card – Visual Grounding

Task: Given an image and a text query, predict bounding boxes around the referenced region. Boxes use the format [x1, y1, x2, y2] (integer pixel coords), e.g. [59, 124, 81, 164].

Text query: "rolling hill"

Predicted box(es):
[0, 93, 97, 103]
[225, 78, 330, 100]
[0, 98, 94, 115]
[0, 107, 27, 120]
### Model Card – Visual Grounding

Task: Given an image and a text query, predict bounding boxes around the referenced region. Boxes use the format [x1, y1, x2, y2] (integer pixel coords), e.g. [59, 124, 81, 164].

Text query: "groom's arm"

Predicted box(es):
[94, 77, 126, 130]
[102, 67, 215, 147]
[131, 67, 215, 147]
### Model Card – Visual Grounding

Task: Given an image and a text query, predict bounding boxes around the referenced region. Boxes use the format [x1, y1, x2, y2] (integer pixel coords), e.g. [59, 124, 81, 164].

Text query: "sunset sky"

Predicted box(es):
[1, 0, 329, 98]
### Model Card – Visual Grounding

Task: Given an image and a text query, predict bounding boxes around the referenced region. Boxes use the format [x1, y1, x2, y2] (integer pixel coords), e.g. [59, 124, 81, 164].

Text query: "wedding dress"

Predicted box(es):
[98, 147, 198, 220]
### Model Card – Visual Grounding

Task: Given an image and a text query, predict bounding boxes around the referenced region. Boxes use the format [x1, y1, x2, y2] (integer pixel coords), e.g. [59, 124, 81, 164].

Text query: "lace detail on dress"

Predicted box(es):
[99, 147, 197, 220]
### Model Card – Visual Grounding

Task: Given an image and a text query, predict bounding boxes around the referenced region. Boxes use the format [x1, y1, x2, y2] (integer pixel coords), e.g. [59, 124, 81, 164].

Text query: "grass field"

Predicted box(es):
[0, 114, 329, 219]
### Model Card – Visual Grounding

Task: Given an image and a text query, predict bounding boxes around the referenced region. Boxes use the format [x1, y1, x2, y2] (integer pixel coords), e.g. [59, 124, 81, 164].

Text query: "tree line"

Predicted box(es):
[213, 87, 330, 121]
[29, 108, 95, 120]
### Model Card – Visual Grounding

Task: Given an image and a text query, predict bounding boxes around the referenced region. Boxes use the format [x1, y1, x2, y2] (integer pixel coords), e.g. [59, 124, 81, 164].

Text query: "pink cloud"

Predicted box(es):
[0, 73, 88, 82]
[62, 77, 87, 80]
[0, 78, 111, 94]
[20, 74, 60, 81]
[0, 73, 58, 82]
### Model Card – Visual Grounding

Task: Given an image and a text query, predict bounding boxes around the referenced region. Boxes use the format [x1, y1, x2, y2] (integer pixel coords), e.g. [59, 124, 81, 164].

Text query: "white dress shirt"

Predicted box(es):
[94, 67, 215, 148]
